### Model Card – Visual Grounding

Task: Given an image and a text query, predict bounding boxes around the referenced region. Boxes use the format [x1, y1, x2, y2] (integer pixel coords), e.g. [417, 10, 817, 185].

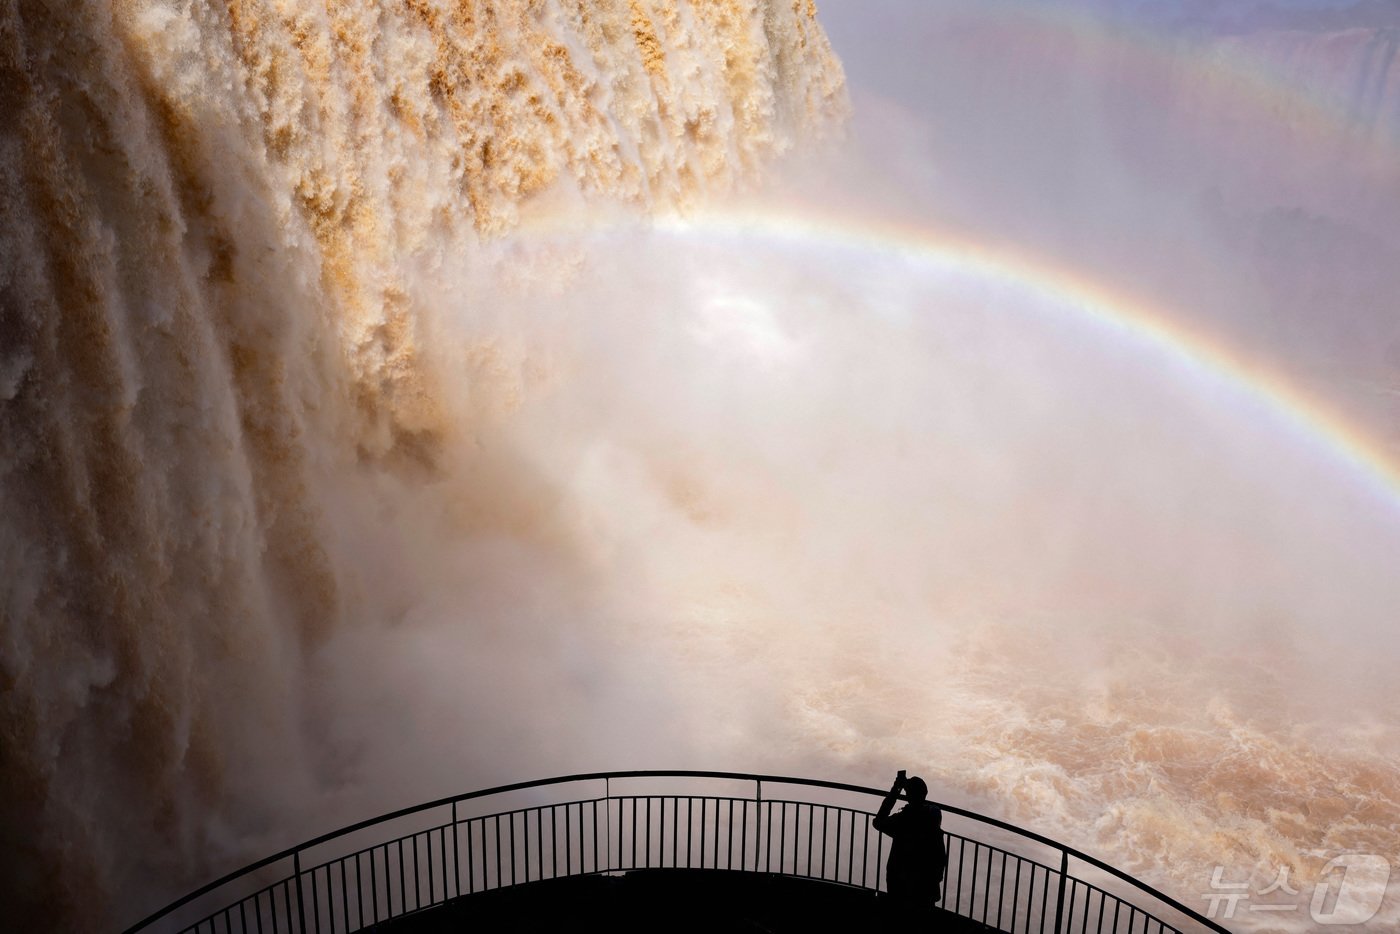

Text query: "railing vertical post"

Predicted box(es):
[1053, 849, 1069, 934]
[605, 777, 613, 873]
[755, 780, 764, 872]
[293, 849, 309, 934]
[452, 800, 461, 898]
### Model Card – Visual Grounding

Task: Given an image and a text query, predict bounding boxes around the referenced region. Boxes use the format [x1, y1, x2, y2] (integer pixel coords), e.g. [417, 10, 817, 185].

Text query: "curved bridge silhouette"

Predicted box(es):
[122, 771, 1232, 933]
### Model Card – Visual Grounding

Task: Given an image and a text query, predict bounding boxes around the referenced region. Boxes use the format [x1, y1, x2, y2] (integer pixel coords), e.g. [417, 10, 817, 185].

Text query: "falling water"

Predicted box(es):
[0, 2, 843, 927]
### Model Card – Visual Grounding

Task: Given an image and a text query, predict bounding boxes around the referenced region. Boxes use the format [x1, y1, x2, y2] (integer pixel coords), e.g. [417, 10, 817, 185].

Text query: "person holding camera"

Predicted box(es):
[873, 769, 946, 923]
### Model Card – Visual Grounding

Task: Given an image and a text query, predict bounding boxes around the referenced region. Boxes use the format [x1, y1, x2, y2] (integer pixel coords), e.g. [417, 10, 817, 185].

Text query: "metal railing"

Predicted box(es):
[121, 770, 1232, 934]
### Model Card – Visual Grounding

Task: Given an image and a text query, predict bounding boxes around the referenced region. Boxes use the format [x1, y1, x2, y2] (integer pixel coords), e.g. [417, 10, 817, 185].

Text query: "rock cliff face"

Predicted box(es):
[0, 2, 846, 928]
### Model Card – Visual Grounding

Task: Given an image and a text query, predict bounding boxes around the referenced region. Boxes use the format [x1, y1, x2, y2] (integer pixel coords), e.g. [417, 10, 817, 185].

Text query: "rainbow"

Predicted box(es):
[514, 206, 1400, 519]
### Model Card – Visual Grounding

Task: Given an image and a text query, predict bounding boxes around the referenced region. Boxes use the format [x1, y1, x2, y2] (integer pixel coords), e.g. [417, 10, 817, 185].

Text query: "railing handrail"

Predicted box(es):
[120, 769, 1231, 934]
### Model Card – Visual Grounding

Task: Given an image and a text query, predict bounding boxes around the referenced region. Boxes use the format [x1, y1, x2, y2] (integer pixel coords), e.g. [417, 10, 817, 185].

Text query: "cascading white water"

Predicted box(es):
[0, 2, 843, 927]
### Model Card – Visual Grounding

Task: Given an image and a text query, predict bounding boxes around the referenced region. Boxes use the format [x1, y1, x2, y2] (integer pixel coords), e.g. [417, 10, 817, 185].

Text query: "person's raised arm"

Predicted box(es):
[873, 770, 905, 833]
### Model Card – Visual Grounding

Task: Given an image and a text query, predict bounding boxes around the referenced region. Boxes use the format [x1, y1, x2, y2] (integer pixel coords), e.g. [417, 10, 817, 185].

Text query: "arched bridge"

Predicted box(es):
[122, 771, 1232, 933]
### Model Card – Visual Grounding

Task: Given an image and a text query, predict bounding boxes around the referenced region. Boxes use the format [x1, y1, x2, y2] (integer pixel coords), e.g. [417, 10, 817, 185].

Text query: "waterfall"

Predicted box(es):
[0, 2, 845, 927]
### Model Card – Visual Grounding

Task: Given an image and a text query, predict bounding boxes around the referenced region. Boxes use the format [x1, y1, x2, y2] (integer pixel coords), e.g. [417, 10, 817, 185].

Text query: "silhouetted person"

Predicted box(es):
[874, 770, 945, 926]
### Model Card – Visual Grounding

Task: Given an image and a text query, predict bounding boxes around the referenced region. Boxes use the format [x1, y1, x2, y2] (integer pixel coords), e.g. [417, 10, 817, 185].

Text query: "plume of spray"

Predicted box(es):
[372, 187, 1400, 932]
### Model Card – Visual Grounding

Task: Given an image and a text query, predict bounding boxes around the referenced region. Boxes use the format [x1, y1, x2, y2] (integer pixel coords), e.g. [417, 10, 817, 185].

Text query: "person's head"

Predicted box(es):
[904, 775, 928, 802]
